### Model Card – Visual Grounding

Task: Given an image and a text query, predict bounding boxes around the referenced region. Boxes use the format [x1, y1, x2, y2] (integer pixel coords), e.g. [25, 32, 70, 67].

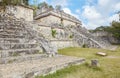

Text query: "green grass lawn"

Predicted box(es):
[36, 46, 120, 78]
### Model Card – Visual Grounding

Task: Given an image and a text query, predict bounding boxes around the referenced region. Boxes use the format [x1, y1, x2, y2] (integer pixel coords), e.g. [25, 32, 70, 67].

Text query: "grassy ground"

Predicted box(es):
[36, 46, 120, 78]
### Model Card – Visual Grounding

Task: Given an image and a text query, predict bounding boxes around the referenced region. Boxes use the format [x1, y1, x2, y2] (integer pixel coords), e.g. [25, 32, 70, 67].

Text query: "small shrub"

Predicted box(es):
[82, 44, 88, 48]
[8, 60, 13, 63]
[69, 34, 74, 38]
[51, 29, 57, 38]
[12, 52, 20, 57]
[59, 23, 64, 26]
[36, 51, 43, 54]
[8, 59, 16, 63]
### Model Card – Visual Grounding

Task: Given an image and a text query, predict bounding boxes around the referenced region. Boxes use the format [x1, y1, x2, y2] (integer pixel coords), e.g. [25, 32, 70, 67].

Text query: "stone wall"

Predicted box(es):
[30, 23, 76, 49]
[92, 31, 108, 37]
[92, 31, 120, 44]
[36, 15, 77, 27]
[0, 13, 43, 58]
[63, 19, 76, 26]
[31, 23, 102, 49]
[1, 5, 33, 21]
[37, 25, 52, 39]
[50, 40, 78, 49]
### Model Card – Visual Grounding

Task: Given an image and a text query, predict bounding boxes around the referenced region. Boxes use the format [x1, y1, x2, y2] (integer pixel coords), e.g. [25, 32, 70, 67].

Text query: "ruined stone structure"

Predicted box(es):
[35, 9, 81, 26]
[0, 12, 57, 63]
[33, 5, 103, 49]
[0, 4, 107, 58]
[0, 4, 112, 78]
[0, 5, 33, 21]
[92, 31, 120, 45]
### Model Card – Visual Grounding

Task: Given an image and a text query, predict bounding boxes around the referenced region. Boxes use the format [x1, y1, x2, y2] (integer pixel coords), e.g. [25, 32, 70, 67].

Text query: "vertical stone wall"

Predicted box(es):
[35, 15, 77, 27]
[37, 25, 52, 39]
[5, 5, 33, 21]
[32, 24, 77, 49]
[92, 31, 120, 44]
[63, 19, 76, 26]
[36, 15, 61, 25]
[50, 40, 77, 49]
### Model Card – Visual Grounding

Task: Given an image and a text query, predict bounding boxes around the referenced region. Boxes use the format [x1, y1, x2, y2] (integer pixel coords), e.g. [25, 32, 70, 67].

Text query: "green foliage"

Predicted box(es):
[38, 2, 54, 10]
[69, 34, 73, 38]
[49, 5, 54, 10]
[24, 0, 29, 5]
[109, 21, 120, 39]
[0, 0, 29, 6]
[38, 2, 48, 9]
[58, 47, 107, 59]
[36, 46, 120, 78]
[29, 5, 37, 16]
[0, 0, 29, 11]
[36, 50, 43, 54]
[8, 59, 16, 63]
[12, 52, 20, 56]
[59, 23, 64, 26]
[91, 21, 120, 40]
[55, 5, 61, 11]
[51, 29, 57, 38]
[82, 44, 88, 48]
[89, 26, 109, 33]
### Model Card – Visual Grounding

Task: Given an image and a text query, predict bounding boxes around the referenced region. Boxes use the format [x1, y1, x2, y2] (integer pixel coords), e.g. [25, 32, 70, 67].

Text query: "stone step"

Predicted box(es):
[0, 33, 25, 38]
[0, 38, 36, 43]
[0, 43, 38, 50]
[0, 38, 20, 43]
[0, 38, 37, 43]
[0, 54, 47, 64]
[0, 30, 26, 34]
[0, 48, 41, 57]
[0, 26, 23, 30]
[0, 55, 85, 78]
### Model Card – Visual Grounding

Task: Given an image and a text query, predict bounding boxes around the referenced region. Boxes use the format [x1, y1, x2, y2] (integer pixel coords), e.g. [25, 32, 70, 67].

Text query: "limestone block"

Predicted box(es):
[1, 51, 9, 58]
[91, 59, 99, 67]
[96, 52, 107, 56]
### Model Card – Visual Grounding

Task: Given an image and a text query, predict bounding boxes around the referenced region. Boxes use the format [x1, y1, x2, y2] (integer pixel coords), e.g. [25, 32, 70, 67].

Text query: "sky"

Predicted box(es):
[29, 0, 120, 29]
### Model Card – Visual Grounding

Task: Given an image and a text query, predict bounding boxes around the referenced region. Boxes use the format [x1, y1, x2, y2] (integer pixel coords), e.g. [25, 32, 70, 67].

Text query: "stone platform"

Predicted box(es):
[0, 55, 85, 78]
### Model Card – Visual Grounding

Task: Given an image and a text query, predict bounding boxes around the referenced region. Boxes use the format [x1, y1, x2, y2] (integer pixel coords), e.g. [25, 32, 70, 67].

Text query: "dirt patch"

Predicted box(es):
[106, 56, 120, 58]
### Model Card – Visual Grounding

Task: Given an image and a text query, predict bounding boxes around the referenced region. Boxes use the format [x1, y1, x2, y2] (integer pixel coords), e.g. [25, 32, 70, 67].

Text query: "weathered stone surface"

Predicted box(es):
[0, 12, 57, 58]
[0, 55, 85, 78]
[25, 72, 34, 78]
[96, 52, 107, 56]
[91, 59, 99, 67]
[0, 54, 47, 64]
[33, 4, 108, 49]
[1, 5, 34, 21]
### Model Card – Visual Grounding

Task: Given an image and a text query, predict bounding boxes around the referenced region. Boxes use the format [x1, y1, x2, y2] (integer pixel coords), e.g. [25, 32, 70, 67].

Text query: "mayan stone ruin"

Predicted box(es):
[0, 2, 114, 78]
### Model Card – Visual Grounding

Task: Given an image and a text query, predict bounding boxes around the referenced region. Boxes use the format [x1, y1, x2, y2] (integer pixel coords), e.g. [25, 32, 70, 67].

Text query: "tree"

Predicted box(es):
[116, 11, 120, 21]
[23, 0, 29, 5]
[38, 2, 48, 9]
[0, 0, 29, 6]
[110, 21, 120, 39]
[93, 21, 120, 40]
[90, 26, 109, 33]
[49, 5, 54, 10]
[55, 5, 61, 11]
[0, 0, 29, 12]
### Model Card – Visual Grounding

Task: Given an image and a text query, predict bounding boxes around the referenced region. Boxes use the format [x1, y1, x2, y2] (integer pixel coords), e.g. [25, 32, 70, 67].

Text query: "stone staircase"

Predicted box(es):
[0, 55, 85, 78]
[0, 13, 57, 64]
[64, 26, 103, 48]
[74, 26, 113, 49]
[0, 14, 41, 59]
[26, 21, 57, 55]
